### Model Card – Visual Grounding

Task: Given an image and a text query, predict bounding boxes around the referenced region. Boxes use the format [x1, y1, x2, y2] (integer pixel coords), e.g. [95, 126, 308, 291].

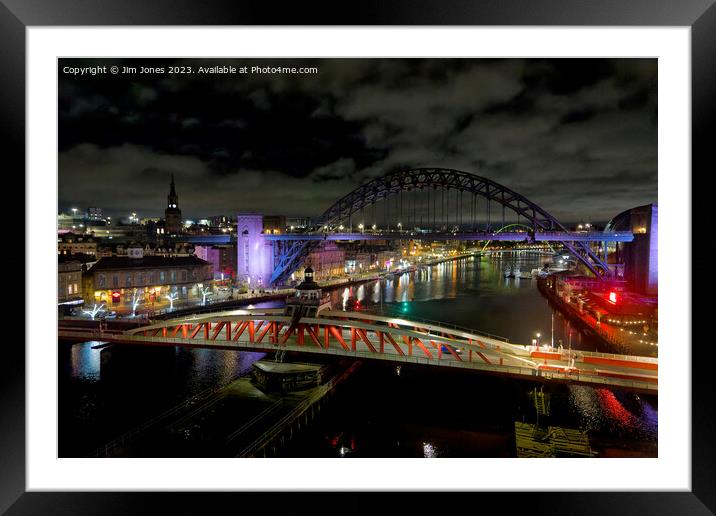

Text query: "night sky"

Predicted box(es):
[58, 58, 657, 223]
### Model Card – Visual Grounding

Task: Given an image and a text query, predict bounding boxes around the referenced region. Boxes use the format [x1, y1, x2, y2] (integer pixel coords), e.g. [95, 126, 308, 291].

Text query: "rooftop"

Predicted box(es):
[88, 255, 210, 271]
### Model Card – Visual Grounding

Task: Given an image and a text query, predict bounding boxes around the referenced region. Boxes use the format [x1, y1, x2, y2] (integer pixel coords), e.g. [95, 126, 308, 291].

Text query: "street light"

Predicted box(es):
[359, 223, 364, 234]
[398, 222, 402, 234]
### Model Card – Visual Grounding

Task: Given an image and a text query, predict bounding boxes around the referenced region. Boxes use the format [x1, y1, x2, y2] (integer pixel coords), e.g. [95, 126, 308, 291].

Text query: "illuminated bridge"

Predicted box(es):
[262, 231, 633, 243]
[58, 308, 657, 394]
[263, 168, 631, 285]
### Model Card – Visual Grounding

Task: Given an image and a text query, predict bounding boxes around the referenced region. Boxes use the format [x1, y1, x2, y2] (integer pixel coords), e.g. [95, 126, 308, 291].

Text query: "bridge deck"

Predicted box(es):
[59, 309, 656, 393]
[262, 231, 633, 243]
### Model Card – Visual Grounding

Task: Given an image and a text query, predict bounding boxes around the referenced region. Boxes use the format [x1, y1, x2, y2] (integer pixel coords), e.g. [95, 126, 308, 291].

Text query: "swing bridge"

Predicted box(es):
[58, 307, 657, 394]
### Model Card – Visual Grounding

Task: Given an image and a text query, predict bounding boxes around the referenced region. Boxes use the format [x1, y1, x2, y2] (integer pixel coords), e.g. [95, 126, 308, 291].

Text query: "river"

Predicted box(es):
[59, 252, 657, 457]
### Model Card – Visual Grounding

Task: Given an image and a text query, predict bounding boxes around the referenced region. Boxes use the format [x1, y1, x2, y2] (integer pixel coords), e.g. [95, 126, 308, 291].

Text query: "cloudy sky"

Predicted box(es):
[58, 58, 657, 223]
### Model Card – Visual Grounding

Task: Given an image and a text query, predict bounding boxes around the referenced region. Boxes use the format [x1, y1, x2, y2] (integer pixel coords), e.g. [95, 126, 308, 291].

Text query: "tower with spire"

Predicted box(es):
[164, 173, 182, 235]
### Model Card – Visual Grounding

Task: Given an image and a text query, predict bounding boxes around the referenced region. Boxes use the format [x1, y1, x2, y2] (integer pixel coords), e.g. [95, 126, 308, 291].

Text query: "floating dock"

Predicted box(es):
[515, 422, 596, 457]
[252, 361, 323, 393]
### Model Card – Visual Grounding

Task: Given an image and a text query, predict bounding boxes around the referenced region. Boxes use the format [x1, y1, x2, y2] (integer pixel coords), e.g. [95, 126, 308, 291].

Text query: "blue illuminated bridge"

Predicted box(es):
[179, 168, 634, 285]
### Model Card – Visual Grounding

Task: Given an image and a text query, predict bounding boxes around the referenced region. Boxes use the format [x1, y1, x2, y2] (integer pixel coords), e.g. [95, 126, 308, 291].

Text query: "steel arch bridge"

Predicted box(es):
[479, 223, 556, 254]
[271, 168, 611, 284]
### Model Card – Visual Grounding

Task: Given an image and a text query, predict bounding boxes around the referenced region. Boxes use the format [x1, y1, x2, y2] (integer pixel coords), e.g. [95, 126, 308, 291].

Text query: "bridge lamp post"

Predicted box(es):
[359, 223, 364, 234]
[535, 332, 541, 348]
[398, 222, 402, 234]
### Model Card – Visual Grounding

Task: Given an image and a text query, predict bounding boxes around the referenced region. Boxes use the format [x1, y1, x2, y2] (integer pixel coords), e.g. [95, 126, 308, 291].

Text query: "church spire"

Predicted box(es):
[164, 173, 182, 235]
[168, 174, 178, 208]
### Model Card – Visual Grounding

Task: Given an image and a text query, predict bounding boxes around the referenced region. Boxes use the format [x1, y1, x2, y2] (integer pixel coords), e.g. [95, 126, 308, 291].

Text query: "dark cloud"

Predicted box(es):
[58, 58, 657, 222]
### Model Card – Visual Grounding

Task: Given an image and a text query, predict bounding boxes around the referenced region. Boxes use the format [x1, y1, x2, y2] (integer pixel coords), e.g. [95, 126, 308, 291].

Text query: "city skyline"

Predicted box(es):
[59, 58, 657, 222]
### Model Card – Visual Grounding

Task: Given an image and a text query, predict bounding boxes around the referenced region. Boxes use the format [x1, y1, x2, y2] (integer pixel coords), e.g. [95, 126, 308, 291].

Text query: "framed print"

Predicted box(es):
[3, 0, 712, 514]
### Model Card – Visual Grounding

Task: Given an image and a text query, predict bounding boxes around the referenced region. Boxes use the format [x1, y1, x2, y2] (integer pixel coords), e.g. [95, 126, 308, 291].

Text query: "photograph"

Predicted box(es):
[56, 57, 659, 459]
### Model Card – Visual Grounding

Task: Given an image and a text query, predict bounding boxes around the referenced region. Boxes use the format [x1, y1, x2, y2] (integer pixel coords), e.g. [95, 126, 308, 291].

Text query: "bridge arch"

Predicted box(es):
[272, 168, 610, 284]
[478, 223, 557, 254]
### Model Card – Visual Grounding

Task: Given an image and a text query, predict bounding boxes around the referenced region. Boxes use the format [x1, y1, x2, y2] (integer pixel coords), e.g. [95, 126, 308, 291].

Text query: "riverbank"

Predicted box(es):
[536, 276, 655, 357]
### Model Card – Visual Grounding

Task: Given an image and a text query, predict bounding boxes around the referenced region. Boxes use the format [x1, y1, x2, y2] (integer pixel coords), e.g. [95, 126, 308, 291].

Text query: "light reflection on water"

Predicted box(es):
[69, 341, 101, 381]
[567, 385, 658, 440]
[327, 254, 597, 348]
[423, 442, 439, 458]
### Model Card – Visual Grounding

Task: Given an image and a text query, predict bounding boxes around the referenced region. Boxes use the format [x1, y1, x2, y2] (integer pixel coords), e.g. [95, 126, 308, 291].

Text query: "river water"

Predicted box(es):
[59, 253, 657, 457]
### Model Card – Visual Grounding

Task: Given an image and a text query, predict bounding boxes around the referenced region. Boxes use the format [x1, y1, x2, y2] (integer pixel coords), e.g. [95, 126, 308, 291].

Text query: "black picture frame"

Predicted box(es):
[3, 1, 711, 514]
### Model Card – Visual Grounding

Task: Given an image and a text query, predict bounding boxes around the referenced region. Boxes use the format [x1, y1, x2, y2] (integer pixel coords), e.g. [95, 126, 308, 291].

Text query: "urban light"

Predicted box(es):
[131, 290, 142, 316]
[165, 291, 178, 310]
[200, 285, 211, 305]
[82, 303, 105, 320]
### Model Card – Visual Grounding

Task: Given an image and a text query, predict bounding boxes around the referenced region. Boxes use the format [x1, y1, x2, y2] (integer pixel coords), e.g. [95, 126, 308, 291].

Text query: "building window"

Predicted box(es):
[97, 275, 106, 288]
[112, 275, 119, 288]
[160, 271, 165, 282]
[68, 285, 72, 295]
[170, 270, 176, 282]
[181, 270, 187, 282]
[73, 283, 78, 294]
[125, 274, 132, 287]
